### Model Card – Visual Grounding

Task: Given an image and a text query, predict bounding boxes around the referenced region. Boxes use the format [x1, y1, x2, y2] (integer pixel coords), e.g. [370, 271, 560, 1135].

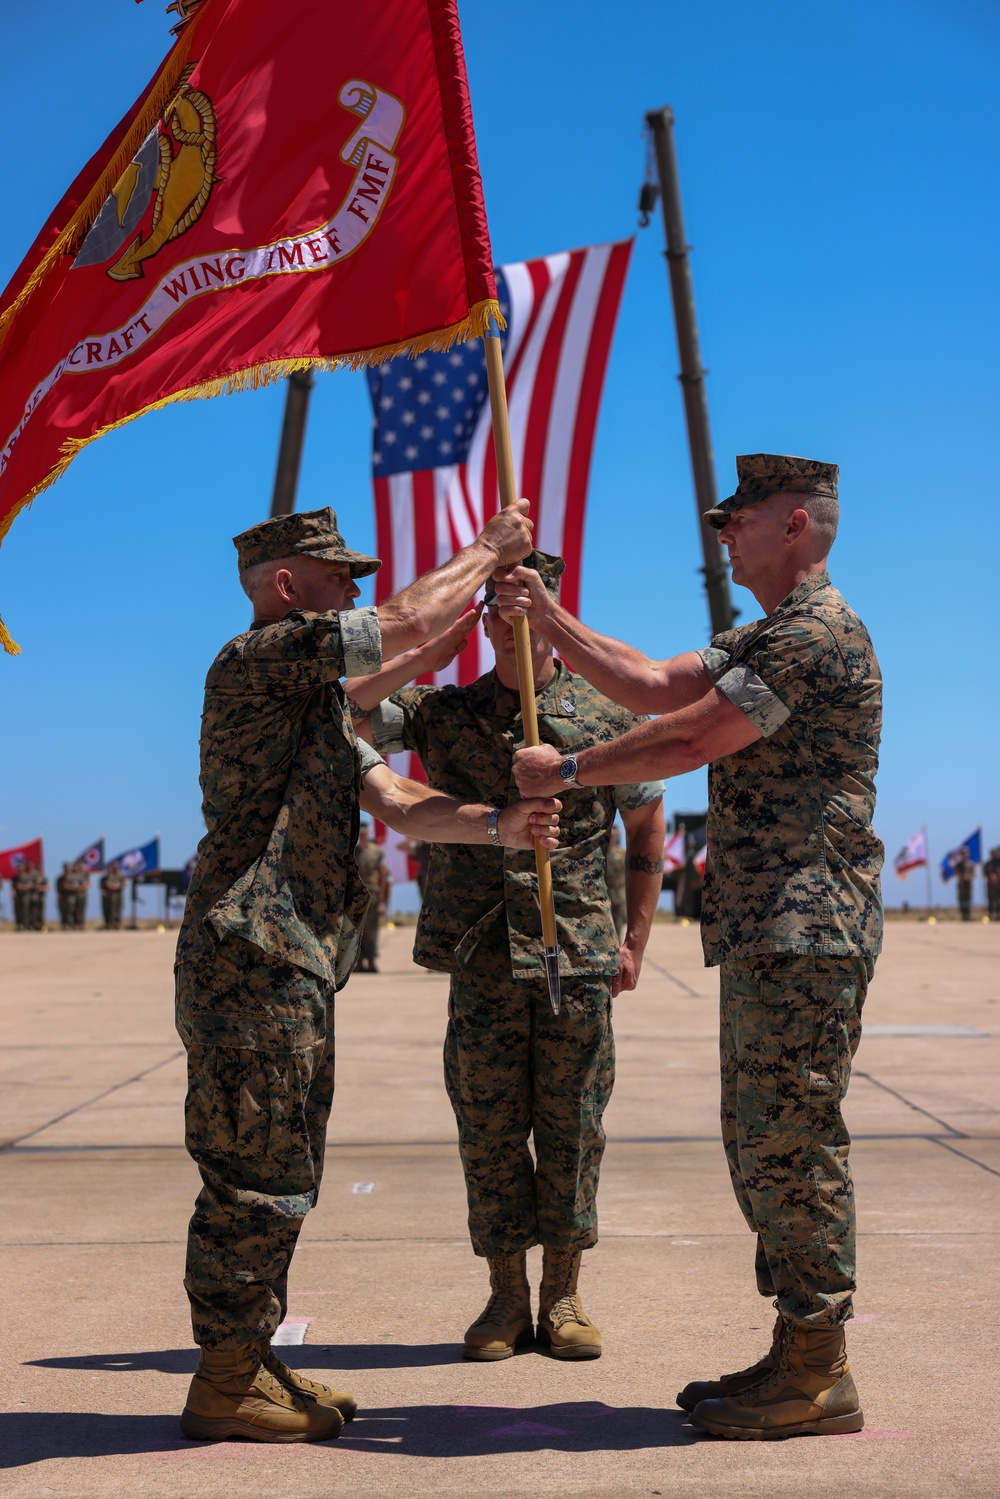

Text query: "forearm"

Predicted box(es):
[344, 647, 425, 713]
[361, 772, 495, 844]
[538, 605, 711, 716]
[376, 540, 498, 656]
[528, 601, 669, 713]
[578, 713, 706, 786]
[623, 848, 662, 951]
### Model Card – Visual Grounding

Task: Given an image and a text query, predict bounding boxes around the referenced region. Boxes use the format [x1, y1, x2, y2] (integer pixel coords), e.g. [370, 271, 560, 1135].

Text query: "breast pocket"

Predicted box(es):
[441, 727, 513, 803]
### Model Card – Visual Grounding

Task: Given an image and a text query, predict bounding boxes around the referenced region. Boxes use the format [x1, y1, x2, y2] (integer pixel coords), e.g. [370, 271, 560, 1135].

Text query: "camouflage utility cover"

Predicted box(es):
[176, 605, 385, 1005]
[233, 505, 381, 579]
[704, 453, 838, 529]
[371, 661, 663, 978]
[697, 572, 883, 964]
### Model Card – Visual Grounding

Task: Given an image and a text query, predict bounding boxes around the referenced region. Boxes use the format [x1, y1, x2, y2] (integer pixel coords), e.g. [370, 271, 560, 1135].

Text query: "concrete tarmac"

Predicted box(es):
[1, 920, 998, 1498]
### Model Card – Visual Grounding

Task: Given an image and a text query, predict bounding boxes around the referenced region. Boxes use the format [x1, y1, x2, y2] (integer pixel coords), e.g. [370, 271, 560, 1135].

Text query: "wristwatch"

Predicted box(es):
[487, 807, 502, 847]
[559, 753, 580, 787]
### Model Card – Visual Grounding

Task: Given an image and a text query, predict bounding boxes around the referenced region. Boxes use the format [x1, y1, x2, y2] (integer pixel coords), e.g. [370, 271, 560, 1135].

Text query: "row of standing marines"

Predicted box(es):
[170, 450, 884, 1445]
[10, 861, 126, 930]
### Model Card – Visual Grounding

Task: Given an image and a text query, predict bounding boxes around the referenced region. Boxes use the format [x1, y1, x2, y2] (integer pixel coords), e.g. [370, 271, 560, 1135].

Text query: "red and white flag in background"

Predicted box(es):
[364, 240, 632, 889]
[894, 828, 928, 879]
[692, 844, 708, 878]
[662, 829, 686, 873]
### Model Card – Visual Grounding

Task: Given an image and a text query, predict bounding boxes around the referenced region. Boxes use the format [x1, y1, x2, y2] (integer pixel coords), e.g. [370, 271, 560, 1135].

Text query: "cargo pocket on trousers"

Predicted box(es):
[757, 972, 857, 1109]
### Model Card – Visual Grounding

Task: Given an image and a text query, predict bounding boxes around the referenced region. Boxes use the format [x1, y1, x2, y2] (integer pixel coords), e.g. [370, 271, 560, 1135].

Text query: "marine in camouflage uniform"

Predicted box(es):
[56, 863, 72, 929]
[12, 861, 35, 930]
[358, 552, 665, 1360]
[174, 500, 544, 1443]
[354, 822, 391, 971]
[985, 847, 1000, 921]
[67, 861, 90, 928]
[101, 862, 126, 929]
[500, 456, 883, 1437]
[28, 864, 49, 930]
[953, 849, 975, 920]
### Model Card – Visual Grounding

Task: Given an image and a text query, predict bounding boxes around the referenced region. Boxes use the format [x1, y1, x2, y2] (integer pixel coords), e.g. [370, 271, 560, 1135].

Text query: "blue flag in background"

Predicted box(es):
[109, 838, 159, 878]
[940, 828, 982, 880]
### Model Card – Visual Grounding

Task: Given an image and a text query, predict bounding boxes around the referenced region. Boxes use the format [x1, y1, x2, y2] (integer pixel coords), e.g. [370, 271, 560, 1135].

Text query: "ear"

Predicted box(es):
[786, 508, 810, 544]
[273, 567, 296, 604]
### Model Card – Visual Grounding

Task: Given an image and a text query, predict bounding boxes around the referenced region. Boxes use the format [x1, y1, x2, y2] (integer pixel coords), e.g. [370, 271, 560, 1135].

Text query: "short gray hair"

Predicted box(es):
[238, 559, 275, 601]
[799, 493, 839, 557]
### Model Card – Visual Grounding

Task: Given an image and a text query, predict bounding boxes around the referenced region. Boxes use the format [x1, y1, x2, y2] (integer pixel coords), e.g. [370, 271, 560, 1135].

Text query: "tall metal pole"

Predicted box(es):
[269, 368, 315, 518]
[645, 106, 734, 636]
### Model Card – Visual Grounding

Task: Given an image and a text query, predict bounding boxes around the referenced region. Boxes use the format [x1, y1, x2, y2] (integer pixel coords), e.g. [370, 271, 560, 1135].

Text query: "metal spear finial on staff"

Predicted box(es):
[482, 322, 561, 1016]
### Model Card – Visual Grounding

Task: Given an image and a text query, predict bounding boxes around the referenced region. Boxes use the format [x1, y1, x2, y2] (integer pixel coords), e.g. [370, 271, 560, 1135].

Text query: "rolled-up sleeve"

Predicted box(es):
[713, 662, 791, 737]
[240, 606, 382, 691]
[357, 740, 387, 779]
[613, 779, 665, 812]
[370, 698, 407, 756]
[339, 606, 382, 678]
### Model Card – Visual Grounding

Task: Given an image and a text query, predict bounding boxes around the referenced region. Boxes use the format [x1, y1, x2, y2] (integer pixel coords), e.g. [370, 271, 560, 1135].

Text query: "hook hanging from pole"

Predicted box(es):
[637, 122, 660, 228]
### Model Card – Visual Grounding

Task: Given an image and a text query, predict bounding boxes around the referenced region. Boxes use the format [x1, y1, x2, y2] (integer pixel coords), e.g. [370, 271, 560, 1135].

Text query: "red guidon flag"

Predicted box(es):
[0, 0, 499, 653]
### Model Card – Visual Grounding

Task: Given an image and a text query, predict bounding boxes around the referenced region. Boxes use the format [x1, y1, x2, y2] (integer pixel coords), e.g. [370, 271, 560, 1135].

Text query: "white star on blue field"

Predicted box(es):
[366, 272, 511, 475]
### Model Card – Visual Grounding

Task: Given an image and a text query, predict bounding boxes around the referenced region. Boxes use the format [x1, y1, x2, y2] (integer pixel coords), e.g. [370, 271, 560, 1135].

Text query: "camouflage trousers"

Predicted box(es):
[444, 935, 615, 1258]
[176, 936, 334, 1349]
[359, 898, 381, 965]
[719, 954, 874, 1328]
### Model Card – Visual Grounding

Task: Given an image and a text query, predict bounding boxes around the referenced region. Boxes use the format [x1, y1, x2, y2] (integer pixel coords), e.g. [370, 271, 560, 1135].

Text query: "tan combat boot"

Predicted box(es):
[463, 1251, 533, 1361]
[676, 1310, 786, 1411]
[180, 1344, 344, 1443]
[536, 1247, 601, 1360]
[689, 1322, 863, 1439]
[258, 1341, 358, 1422]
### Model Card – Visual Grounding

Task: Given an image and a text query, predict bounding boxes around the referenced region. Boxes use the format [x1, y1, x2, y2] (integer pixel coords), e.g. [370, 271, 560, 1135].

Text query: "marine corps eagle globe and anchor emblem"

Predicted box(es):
[73, 63, 219, 281]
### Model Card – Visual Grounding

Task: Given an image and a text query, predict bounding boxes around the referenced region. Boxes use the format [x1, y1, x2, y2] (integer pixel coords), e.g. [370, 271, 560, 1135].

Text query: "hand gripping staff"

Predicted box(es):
[483, 322, 561, 1015]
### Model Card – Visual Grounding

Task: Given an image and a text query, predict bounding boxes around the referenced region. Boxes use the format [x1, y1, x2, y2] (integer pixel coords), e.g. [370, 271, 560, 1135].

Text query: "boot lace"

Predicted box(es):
[477, 1287, 522, 1328]
[547, 1292, 584, 1331]
[737, 1322, 794, 1399]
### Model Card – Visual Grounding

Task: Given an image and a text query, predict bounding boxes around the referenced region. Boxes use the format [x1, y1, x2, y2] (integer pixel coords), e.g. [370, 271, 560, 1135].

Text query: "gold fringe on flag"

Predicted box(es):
[0, 299, 504, 655]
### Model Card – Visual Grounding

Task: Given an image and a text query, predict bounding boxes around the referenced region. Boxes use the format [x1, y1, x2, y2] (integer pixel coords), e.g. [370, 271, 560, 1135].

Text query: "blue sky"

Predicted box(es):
[1, 0, 997, 911]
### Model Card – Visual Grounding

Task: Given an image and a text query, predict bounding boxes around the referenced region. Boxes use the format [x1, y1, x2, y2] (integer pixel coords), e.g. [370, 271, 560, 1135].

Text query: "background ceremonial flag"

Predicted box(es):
[941, 828, 981, 880]
[894, 829, 927, 879]
[76, 838, 105, 873]
[662, 829, 686, 873]
[0, 0, 499, 650]
[0, 838, 43, 879]
[109, 838, 160, 877]
[692, 844, 708, 878]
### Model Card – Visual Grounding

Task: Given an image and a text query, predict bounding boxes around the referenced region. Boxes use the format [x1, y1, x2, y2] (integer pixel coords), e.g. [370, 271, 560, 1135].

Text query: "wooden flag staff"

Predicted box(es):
[483, 324, 561, 1015]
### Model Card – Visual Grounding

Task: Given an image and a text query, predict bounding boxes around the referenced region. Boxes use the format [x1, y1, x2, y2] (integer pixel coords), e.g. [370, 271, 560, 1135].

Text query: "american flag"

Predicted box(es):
[366, 239, 632, 686]
[364, 240, 632, 891]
